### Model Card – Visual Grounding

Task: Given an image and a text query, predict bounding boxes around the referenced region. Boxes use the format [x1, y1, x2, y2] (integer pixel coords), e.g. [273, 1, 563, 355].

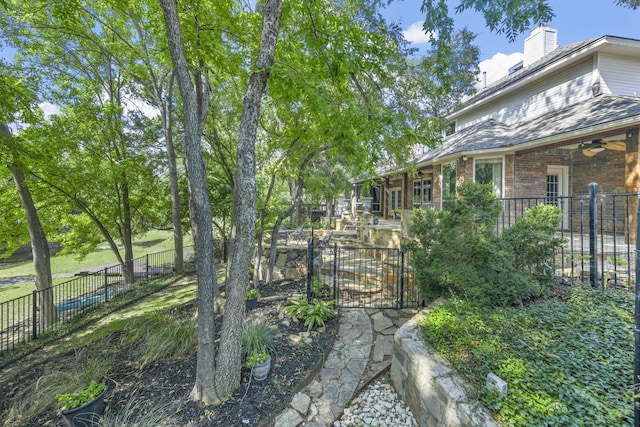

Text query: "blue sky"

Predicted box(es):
[384, 0, 640, 85]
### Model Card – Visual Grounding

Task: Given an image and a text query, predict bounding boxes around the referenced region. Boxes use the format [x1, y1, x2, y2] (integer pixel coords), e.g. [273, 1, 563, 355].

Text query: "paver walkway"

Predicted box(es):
[274, 307, 418, 427]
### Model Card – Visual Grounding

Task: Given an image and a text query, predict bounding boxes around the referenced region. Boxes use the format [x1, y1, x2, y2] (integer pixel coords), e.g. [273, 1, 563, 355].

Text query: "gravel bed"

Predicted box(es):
[336, 374, 418, 427]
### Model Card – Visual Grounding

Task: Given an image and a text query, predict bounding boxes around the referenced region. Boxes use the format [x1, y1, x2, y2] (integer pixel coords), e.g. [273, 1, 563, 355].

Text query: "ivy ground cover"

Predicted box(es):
[421, 286, 633, 426]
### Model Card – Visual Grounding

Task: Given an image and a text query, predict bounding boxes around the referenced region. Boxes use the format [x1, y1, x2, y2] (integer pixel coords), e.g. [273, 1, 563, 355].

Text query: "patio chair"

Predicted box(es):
[317, 232, 332, 248]
[290, 228, 307, 245]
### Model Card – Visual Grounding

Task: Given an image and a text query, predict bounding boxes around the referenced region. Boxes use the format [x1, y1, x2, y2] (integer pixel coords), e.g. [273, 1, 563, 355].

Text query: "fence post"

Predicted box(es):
[332, 243, 338, 303]
[399, 251, 405, 309]
[32, 290, 38, 340]
[634, 189, 640, 427]
[589, 183, 599, 289]
[146, 254, 149, 282]
[306, 237, 313, 300]
[104, 269, 109, 303]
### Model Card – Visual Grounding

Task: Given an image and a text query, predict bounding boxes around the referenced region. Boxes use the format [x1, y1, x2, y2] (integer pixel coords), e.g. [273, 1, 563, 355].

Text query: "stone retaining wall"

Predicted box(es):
[260, 246, 308, 281]
[391, 301, 499, 427]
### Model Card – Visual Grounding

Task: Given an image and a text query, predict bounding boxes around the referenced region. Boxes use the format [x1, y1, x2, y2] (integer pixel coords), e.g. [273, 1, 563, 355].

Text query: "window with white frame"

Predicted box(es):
[474, 157, 504, 198]
[413, 179, 432, 209]
[441, 162, 457, 200]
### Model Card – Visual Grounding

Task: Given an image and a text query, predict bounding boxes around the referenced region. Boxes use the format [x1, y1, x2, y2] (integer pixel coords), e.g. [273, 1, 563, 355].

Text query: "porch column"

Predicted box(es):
[383, 178, 389, 219]
[626, 127, 639, 244]
[350, 186, 356, 216]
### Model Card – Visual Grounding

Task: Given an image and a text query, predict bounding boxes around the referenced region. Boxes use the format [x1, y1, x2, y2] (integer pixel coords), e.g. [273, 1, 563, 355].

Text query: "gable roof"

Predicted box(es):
[459, 38, 600, 107]
[419, 95, 640, 164]
[448, 35, 640, 122]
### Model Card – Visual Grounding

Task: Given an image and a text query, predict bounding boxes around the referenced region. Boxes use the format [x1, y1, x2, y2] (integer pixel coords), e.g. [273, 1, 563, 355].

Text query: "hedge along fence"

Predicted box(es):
[0, 246, 194, 356]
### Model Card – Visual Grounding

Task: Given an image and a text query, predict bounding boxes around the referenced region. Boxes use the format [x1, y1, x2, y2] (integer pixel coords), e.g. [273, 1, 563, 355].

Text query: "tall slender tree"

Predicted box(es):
[0, 63, 57, 327]
[159, 0, 283, 403]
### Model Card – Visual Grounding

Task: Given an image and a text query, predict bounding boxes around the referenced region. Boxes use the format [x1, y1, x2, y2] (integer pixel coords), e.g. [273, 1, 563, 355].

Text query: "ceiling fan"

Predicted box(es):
[579, 139, 626, 157]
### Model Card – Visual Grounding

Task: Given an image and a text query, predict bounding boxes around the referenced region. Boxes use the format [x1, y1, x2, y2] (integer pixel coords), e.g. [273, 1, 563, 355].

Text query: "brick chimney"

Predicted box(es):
[524, 26, 557, 67]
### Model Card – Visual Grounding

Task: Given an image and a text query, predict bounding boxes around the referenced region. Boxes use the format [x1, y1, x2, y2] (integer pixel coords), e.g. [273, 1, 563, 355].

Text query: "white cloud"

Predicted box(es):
[476, 52, 524, 89]
[38, 102, 61, 120]
[403, 21, 432, 44]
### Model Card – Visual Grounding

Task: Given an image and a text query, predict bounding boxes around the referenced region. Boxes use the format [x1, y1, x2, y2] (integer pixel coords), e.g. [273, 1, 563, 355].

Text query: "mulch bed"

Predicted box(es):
[0, 279, 339, 426]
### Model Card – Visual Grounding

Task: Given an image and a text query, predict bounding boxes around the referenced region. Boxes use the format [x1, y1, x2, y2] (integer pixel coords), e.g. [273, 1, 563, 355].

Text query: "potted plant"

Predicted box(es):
[242, 322, 275, 380]
[246, 288, 260, 310]
[246, 348, 271, 380]
[56, 381, 106, 427]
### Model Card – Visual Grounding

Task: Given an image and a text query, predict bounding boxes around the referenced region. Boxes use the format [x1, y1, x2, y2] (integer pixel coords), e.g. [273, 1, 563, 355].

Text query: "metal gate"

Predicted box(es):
[306, 242, 419, 309]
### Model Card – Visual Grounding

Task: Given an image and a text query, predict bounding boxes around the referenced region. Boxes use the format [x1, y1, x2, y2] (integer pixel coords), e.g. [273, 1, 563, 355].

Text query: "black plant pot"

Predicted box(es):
[60, 388, 106, 427]
[246, 297, 258, 310]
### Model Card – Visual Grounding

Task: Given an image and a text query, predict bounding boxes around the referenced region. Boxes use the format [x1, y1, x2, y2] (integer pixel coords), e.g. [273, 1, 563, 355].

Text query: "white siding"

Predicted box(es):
[599, 52, 640, 96]
[457, 59, 593, 130]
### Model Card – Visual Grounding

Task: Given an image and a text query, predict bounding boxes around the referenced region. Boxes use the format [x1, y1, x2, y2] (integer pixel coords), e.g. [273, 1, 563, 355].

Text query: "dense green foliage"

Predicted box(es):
[56, 381, 105, 412]
[284, 295, 336, 331]
[406, 182, 563, 307]
[242, 322, 276, 362]
[310, 277, 330, 299]
[421, 287, 633, 426]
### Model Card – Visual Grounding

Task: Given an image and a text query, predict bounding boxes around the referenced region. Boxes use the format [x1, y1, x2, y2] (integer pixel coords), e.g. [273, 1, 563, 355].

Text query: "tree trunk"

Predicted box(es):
[254, 173, 277, 285]
[159, 0, 218, 405]
[163, 72, 184, 273]
[326, 196, 334, 226]
[121, 181, 135, 284]
[266, 219, 283, 283]
[4, 160, 56, 331]
[2, 125, 56, 329]
[10, 167, 56, 329]
[216, 0, 284, 399]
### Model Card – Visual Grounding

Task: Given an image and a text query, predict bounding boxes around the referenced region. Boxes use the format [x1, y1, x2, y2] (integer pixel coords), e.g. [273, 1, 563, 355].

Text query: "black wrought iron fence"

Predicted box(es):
[500, 185, 636, 290]
[306, 241, 419, 309]
[0, 246, 194, 356]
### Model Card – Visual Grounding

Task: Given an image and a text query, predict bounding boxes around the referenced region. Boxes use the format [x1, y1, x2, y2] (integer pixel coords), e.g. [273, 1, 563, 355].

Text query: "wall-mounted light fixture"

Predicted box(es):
[417, 170, 423, 177]
[459, 155, 468, 162]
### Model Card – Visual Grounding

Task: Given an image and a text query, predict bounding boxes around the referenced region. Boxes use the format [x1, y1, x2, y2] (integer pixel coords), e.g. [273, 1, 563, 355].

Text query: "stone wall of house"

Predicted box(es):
[391, 304, 499, 427]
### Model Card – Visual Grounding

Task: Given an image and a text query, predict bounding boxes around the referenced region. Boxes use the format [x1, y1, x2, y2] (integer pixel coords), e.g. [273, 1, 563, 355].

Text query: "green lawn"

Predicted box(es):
[0, 231, 193, 304]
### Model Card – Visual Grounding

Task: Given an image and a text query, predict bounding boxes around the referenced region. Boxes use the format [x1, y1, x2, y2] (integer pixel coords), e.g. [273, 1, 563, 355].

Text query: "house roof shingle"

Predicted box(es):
[418, 95, 640, 164]
[451, 38, 601, 115]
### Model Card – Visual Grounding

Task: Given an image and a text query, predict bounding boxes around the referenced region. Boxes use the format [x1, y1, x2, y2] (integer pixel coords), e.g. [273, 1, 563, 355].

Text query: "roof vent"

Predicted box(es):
[524, 26, 557, 67]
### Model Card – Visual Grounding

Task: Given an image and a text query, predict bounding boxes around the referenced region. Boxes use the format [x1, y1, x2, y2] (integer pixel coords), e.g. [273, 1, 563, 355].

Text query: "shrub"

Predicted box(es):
[501, 203, 564, 290]
[407, 182, 563, 307]
[310, 277, 329, 298]
[242, 322, 276, 359]
[284, 295, 336, 331]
